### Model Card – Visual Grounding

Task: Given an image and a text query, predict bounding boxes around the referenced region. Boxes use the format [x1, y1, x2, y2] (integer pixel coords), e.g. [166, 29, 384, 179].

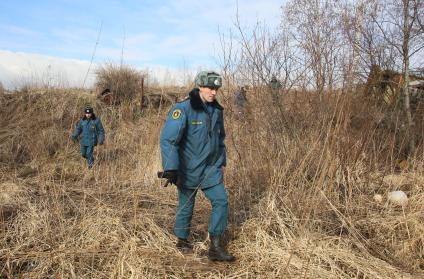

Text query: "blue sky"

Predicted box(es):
[0, 0, 282, 88]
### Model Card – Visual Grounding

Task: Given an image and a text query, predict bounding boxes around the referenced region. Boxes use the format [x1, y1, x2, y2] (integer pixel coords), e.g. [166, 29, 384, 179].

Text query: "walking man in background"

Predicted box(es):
[71, 106, 105, 169]
[234, 86, 248, 117]
[270, 75, 282, 103]
[159, 71, 235, 262]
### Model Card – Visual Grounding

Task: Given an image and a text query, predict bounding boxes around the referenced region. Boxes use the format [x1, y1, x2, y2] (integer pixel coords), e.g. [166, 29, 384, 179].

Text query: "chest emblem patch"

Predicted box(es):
[172, 109, 182, 120]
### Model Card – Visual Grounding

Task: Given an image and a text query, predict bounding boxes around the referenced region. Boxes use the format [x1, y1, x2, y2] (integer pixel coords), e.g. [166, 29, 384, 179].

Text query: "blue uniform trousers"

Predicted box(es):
[80, 145, 94, 167]
[174, 183, 228, 239]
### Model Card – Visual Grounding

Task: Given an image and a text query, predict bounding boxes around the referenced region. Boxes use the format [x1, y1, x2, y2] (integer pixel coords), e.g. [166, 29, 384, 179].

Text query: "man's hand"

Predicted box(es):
[221, 166, 226, 175]
[158, 170, 178, 186]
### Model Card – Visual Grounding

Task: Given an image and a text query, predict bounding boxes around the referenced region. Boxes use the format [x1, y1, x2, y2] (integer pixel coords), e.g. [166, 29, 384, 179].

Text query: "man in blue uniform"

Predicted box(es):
[71, 106, 105, 169]
[159, 71, 235, 261]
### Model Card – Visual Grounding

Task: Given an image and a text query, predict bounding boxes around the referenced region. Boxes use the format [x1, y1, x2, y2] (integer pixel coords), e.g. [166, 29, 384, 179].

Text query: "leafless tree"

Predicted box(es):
[285, 0, 343, 94]
[342, 0, 400, 82]
[216, 27, 239, 90]
[216, 12, 305, 95]
[233, 19, 301, 91]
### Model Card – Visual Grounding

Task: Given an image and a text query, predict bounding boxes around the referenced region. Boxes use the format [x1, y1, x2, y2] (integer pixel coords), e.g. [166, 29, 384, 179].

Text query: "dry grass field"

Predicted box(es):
[0, 86, 423, 278]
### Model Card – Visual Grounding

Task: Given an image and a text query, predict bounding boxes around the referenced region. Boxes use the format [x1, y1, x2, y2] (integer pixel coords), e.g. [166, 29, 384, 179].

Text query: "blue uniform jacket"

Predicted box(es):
[72, 116, 105, 146]
[160, 88, 226, 189]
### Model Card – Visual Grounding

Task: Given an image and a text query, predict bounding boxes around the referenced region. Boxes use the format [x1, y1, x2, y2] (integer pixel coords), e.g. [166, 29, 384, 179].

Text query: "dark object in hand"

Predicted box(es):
[157, 170, 178, 187]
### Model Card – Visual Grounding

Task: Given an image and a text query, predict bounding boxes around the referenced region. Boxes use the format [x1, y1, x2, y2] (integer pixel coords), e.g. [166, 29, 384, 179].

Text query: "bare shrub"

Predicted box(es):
[95, 63, 143, 104]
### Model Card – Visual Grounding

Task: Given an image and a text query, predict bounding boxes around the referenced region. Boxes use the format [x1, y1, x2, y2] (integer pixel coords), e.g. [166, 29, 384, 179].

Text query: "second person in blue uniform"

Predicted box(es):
[71, 106, 105, 169]
[160, 71, 235, 262]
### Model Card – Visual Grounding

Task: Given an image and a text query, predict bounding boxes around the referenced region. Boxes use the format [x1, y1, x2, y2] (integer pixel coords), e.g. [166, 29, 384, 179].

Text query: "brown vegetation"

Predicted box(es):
[0, 82, 4, 95]
[0, 86, 423, 278]
[95, 63, 144, 105]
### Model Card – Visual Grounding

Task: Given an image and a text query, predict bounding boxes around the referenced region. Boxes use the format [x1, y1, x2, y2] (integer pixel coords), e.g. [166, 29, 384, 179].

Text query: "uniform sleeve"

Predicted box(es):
[96, 118, 105, 144]
[218, 112, 227, 167]
[159, 105, 187, 171]
[71, 120, 82, 140]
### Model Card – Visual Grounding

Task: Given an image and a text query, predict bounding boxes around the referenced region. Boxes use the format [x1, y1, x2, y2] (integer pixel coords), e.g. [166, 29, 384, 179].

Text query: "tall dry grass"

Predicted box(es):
[0, 86, 423, 278]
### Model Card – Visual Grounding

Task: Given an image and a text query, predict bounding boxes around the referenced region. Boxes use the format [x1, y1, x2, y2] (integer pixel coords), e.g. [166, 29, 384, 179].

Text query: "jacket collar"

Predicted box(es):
[189, 88, 223, 111]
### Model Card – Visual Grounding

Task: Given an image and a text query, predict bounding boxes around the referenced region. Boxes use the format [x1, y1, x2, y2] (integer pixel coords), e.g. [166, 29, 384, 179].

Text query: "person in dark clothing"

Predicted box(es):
[234, 86, 248, 116]
[71, 106, 105, 169]
[270, 75, 282, 103]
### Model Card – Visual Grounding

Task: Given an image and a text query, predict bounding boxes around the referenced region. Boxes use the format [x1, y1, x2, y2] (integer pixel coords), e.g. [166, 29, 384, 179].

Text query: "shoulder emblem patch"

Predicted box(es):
[172, 109, 182, 120]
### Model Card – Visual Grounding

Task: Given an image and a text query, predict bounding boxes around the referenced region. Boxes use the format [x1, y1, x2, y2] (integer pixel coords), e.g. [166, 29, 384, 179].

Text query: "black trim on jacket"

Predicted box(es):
[189, 88, 223, 111]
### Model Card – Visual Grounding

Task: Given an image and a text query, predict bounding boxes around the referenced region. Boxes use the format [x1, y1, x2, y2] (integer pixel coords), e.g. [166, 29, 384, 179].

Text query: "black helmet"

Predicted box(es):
[84, 106, 94, 114]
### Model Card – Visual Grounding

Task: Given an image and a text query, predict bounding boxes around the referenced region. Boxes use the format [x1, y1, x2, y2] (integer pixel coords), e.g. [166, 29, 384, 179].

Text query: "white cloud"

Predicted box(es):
[0, 50, 95, 89]
[0, 50, 192, 89]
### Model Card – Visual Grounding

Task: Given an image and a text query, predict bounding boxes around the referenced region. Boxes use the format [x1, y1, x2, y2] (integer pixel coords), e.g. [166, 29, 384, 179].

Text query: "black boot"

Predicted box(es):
[176, 238, 193, 252]
[208, 235, 235, 262]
